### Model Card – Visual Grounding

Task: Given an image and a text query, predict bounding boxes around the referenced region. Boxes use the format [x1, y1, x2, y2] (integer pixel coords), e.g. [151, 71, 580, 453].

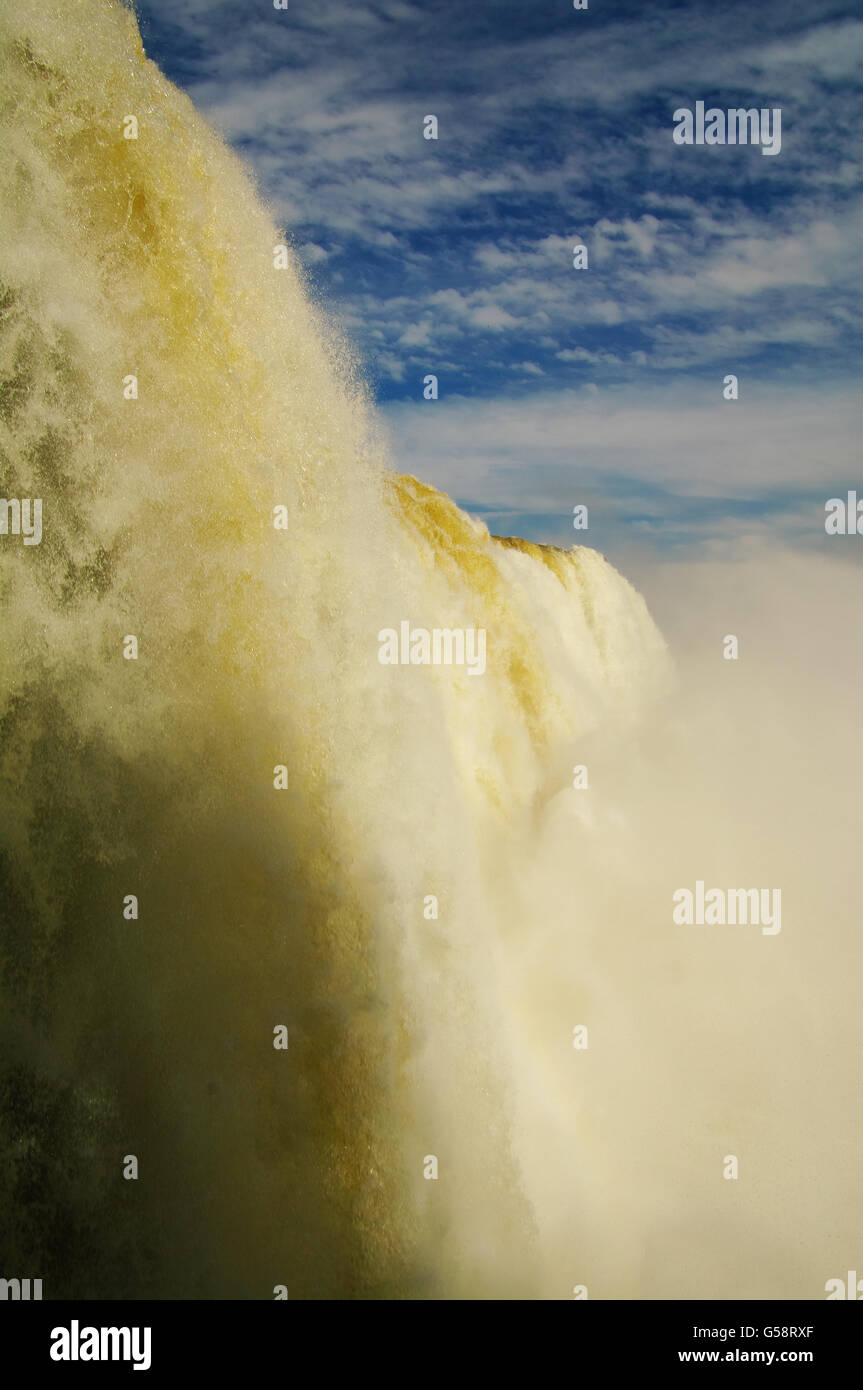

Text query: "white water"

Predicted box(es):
[1, 0, 860, 1300]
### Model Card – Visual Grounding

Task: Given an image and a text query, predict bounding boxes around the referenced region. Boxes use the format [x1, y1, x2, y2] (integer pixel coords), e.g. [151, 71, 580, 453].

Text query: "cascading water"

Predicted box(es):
[2, 0, 859, 1302]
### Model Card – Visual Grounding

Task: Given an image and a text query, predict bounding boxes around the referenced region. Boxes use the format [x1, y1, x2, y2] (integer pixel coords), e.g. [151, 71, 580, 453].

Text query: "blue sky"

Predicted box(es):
[132, 0, 863, 562]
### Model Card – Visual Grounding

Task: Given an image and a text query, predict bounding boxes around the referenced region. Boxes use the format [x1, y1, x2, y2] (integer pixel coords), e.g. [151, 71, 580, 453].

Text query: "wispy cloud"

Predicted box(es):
[381, 379, 863, 557]
[134, 0, 863, 553]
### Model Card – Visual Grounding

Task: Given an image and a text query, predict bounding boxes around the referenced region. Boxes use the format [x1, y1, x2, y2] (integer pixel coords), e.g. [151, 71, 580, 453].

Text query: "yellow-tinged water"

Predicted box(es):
[2, 0, 859, 1302]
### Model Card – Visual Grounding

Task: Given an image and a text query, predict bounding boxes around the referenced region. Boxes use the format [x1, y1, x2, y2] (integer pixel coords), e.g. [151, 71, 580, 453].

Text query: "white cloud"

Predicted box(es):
[398, 321, 434, 347]
[298, 241, 330, 264]
[556, 348, 624, 365]
[470, 304, 520, 330]
[134, 0, 863, 416]
[381, 381, 863, 523]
